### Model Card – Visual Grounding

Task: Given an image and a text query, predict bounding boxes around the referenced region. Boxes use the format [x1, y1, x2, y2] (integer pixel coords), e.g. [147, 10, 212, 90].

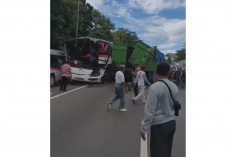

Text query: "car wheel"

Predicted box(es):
[50, 74, 56, 87]
[100, 76, 105, 84]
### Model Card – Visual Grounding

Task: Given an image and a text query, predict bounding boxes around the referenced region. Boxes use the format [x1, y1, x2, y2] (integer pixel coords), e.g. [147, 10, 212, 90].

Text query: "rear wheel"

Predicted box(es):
[103, 66, 116, 83]
[50, 74, 56, 87]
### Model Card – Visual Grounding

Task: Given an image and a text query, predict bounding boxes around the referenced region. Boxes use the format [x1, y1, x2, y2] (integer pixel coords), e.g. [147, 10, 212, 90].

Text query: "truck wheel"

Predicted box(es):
[50, 74, 56, 87]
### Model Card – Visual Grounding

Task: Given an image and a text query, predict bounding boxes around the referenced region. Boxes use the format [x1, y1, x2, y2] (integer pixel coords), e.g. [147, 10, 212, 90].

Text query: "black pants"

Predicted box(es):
[90, 60, 99, 76]
[150, 120, 176, 157]
[134, 83, 138, 96]
[60, 76, 69, 91]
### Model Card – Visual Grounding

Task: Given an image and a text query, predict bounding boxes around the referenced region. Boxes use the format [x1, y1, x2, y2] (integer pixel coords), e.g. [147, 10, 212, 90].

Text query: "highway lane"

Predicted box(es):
[51, 83, 185, 157]
[50, 82, 88, 97]
[51, 83, 144, 157]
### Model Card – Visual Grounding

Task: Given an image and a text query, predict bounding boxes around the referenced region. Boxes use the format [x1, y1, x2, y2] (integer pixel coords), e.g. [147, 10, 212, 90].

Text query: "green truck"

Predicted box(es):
[111, 41, 160, 83]
[112, 41, 159, 71]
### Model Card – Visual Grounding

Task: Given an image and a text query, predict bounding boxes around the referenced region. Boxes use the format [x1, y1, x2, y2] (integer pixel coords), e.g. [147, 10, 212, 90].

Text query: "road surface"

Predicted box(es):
[51, 83, 185, 157]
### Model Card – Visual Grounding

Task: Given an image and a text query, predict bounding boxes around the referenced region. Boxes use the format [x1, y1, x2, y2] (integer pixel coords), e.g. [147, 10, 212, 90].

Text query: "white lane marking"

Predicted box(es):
[140, 134, 148, 157]
[50, 85, 87, 100]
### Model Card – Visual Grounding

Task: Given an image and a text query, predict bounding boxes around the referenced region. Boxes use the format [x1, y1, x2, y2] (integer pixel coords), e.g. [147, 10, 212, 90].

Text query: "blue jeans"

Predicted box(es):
[110, 84, 125, 109]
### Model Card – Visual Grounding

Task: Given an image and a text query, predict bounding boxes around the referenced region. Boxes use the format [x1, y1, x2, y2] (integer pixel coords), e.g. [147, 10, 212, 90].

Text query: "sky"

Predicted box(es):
[86, 0, 186, 54]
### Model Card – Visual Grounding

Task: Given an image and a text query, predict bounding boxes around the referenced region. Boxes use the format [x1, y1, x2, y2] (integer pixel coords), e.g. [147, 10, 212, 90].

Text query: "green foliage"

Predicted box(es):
[51, 0, 116, 50]
[51, 0, 139, 49]
[113, 28, 139, 47]
[167, 57, 172, 64]
[175, 48, 186, 61]
[89, 10, 115, 41]
[51, 0, 80, 49]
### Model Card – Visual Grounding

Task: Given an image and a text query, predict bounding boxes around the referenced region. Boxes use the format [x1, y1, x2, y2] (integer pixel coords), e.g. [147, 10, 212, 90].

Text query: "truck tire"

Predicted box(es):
[104, 65, 116, 83]
[101, 75, 106, 84]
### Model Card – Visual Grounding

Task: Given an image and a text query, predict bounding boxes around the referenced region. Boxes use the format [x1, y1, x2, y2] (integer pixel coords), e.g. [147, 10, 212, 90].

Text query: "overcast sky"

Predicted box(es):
[86, 0, 186, 54]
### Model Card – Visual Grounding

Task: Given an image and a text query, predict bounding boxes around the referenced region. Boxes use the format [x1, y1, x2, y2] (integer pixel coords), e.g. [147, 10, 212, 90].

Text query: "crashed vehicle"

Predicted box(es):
[65, 37, 114, 83]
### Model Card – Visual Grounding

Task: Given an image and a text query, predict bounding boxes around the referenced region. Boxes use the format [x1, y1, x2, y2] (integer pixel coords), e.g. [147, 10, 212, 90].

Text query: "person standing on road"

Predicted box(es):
[180, 68, 186, 89]
[175, 67, 181, 87]
[132, 64, 140, 97]
[140, 62, 178, 157]
[132, 65, 151, 104]
[107, 65, 127, 112]
[60, 61, 71, 92]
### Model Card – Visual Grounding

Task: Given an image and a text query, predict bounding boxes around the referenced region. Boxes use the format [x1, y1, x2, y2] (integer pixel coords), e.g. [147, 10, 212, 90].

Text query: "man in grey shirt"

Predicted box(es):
[140, 62, 178, 157]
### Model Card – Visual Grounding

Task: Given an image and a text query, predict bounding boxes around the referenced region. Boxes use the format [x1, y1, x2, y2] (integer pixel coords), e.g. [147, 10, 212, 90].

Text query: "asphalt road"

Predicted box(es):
[51, 83, 185, 157]
[50, 82, 87, 97]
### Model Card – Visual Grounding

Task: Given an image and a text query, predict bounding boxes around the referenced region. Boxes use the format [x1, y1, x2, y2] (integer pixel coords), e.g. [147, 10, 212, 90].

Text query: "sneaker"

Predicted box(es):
[132, 99, 135, 105]
[118, 108, 127, 112]
[107, 102, 112, 111]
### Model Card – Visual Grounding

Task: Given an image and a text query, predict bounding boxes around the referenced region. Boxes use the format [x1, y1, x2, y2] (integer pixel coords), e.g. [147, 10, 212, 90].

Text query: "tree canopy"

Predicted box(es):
[51, 0, 139, 50]
[175, 48, 186, 61]
[113, 28, 139, 47]
[89, 9, 115, 41]
[165, 47, 186, 64]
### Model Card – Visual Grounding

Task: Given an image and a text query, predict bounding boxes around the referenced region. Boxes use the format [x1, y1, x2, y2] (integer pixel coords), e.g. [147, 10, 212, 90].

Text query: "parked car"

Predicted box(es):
[50, 49, 65, 87]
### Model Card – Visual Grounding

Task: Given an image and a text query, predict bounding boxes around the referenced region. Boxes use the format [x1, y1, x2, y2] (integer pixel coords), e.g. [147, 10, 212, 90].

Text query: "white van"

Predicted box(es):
[50, 49, 65, 86]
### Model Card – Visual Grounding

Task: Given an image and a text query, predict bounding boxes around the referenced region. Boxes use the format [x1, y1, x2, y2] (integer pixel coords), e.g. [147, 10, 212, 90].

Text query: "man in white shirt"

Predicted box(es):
[132, 65, 151, 104]
[107, 65, 127, 112]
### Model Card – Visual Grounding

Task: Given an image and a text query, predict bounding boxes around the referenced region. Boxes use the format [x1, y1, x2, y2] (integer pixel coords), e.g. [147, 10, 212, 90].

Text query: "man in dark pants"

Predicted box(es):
[140, 62, 178, 157]
[60, 61, 71, 92]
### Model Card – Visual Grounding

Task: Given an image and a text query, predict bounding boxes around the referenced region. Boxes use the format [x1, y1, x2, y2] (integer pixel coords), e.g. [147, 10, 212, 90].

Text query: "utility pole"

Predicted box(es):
[76, 0, 80, 38]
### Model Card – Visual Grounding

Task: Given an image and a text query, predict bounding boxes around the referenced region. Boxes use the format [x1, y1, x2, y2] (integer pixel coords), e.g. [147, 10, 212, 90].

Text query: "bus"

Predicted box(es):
[65, 37, 114, 83]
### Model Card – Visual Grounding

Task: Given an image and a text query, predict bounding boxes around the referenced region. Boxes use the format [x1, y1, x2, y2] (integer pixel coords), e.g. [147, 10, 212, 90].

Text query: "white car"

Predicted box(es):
[50, 49, 65, 87]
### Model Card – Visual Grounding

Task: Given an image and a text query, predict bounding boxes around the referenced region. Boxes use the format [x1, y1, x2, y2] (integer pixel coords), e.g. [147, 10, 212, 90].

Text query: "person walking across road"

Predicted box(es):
[140, 62, 178, 157]
[60, 61, 71, 92]
[131, 64, 140, 96]
[132, 65, 151, 104]
[107, 65, 127, 112]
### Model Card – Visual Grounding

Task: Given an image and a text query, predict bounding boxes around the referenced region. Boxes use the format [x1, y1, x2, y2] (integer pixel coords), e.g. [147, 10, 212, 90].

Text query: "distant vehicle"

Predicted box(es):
[65, 37, 114, 83]
[50, 49, 65, 87]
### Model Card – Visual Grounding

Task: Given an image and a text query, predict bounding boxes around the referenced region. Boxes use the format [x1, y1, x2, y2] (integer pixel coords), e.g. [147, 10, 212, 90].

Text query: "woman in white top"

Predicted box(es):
[132, 65, 151, 104]
[131, 64, 140, 96]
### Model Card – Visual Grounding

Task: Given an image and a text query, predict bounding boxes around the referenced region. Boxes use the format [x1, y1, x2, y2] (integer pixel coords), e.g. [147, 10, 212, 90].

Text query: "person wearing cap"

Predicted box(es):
[60, 60, 71, 92]
[107, 65, 127, 112]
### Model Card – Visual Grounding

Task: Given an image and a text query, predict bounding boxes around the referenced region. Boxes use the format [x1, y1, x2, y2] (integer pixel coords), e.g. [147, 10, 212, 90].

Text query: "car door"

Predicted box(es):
[51, 55, 62, 82]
